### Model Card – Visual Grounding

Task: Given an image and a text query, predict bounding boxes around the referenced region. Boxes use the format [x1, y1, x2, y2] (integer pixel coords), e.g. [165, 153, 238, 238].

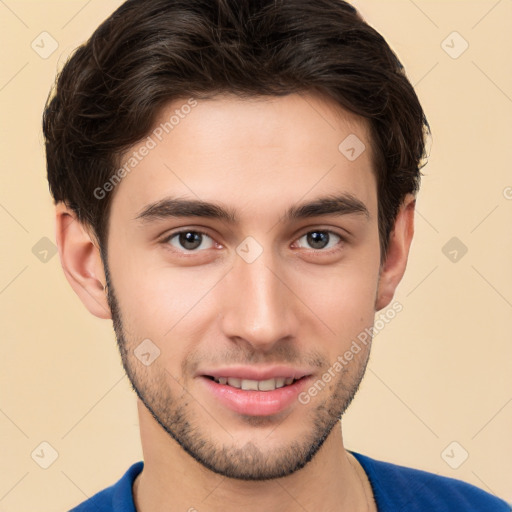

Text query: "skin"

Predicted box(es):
[55, 91, 415, 512]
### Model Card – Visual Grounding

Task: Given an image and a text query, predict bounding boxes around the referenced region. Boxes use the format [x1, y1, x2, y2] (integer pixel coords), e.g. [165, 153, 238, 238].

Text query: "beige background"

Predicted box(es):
[0, 0, 511, 510]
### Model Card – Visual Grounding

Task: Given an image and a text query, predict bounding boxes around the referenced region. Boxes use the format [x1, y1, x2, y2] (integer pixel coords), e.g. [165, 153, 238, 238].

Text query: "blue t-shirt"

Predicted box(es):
[69, 451, 511, 511]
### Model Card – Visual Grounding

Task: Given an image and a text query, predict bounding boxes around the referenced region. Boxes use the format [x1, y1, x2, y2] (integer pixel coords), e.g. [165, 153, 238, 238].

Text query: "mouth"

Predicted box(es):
[203, 375, 305, 391]
[199, 371, 312, 417]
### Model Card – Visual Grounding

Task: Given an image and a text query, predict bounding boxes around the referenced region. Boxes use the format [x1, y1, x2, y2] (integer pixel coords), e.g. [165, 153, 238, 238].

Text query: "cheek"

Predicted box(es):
[303, 275, 377, 344]
[293, 249, 381, 340]
[107, 242, 218, 354]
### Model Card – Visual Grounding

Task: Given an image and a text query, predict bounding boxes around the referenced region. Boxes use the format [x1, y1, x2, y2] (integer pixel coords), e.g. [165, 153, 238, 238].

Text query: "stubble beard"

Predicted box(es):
[105, 268, 370, 481]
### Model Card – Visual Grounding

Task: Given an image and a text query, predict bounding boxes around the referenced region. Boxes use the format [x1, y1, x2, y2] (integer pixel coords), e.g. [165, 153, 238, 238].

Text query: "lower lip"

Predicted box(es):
[200, 376, 311, 416]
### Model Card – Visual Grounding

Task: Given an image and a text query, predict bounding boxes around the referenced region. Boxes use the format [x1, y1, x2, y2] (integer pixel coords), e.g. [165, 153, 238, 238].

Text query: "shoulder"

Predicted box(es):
[351, 451, 511, 512]
[68, 461, 143, 512]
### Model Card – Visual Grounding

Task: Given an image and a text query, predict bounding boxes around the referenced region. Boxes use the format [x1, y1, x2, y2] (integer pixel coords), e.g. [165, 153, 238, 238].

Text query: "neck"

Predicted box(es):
[133, 400, 375, 512]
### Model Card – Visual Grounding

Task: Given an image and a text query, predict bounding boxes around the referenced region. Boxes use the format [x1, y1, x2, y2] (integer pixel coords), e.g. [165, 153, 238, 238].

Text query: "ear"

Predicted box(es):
[55, 202, 112, 319]
[375, 194, 416, 311]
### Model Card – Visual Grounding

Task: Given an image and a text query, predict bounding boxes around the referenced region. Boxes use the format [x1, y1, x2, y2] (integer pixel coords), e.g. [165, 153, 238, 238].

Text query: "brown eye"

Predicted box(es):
[296, 230, 343, 251]
[164, 230, 214, 252]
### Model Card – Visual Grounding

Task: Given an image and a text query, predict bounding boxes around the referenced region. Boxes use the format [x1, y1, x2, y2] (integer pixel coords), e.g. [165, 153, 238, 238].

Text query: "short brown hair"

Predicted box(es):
[43, 0, 429, 262]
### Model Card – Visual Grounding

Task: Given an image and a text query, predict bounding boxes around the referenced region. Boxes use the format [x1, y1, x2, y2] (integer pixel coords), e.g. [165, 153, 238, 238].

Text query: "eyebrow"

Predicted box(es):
[133, 193, 370, 225]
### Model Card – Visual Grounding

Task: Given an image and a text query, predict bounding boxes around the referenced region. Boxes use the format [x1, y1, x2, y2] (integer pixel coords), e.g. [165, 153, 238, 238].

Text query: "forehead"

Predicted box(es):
[110, 92, 377, 226]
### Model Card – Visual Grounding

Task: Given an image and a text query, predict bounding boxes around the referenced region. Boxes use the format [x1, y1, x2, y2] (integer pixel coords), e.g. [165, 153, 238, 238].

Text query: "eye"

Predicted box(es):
[295, 230, 344, 252]
[161, 228, 345, 255]
[163, 230, 215, 252]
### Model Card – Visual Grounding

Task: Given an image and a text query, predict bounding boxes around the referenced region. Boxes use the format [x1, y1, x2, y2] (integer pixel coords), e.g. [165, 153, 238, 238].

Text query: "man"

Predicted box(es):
[43, 0, 510, 510]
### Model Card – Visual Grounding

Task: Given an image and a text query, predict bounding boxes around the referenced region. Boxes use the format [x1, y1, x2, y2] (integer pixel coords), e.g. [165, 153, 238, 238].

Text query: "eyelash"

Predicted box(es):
[160, 228, 346, 255]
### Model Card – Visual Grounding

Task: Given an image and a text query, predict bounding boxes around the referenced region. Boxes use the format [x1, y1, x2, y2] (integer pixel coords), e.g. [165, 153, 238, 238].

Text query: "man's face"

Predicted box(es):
[104, 92, 381, 479]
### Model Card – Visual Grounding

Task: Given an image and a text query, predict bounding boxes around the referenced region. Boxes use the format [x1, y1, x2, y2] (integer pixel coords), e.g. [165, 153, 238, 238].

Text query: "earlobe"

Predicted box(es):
[55, 202, 112, 319]
[375, 194, 416, 311]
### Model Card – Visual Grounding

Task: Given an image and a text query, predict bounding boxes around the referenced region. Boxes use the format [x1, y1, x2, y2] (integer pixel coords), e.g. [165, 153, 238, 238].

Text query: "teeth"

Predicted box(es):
[213, 376, 296, 391]
[241, 379, 259, 390]
[227, 377, 241, 388]
[258, 378, 278, 391]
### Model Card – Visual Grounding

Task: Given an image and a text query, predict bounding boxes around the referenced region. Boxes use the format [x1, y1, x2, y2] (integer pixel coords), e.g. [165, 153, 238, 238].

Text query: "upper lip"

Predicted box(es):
[198, 365, 311, 381]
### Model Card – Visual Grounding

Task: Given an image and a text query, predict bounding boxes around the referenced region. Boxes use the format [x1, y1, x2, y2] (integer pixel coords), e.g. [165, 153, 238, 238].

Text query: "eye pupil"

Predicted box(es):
[179, 231, 202, 250]
[307, 231, 329, 249]
[169, 230, 339, 254]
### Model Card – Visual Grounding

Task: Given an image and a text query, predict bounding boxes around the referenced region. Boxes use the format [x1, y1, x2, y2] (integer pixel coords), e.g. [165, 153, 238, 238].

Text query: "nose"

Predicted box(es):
[219, 246, 297, 352]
